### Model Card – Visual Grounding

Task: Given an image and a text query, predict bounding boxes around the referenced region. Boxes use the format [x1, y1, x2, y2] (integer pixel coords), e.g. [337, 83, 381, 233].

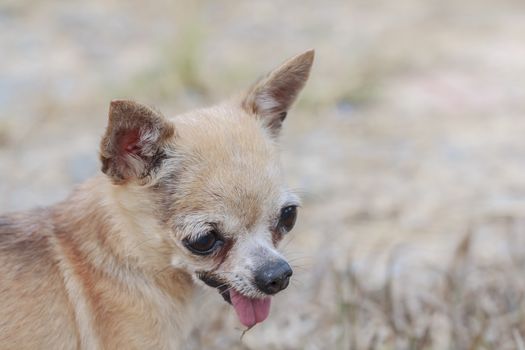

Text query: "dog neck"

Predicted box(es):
[49, 175, 196, 347]
[52, 175, 186, 281]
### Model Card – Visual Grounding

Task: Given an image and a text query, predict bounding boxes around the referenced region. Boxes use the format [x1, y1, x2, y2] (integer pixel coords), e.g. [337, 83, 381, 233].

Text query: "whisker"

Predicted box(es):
[289, 278, 305, 288]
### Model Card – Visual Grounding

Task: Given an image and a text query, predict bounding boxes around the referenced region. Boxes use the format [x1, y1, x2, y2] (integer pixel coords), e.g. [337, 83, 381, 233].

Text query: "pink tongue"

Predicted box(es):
[229, 289, 271, 327]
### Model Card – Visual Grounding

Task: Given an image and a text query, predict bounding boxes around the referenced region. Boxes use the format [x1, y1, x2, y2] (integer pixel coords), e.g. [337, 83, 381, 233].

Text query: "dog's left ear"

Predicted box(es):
[100, 100, 175, 184]
[242, 49, 314, 136]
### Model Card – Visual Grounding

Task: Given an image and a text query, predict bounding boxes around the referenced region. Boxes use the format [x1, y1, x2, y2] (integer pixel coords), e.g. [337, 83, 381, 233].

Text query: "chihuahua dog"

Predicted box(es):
[0, 50, 314, 349]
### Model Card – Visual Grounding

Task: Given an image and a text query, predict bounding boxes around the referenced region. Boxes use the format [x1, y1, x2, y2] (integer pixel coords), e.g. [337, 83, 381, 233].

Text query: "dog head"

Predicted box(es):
[99, 50, 314, 327]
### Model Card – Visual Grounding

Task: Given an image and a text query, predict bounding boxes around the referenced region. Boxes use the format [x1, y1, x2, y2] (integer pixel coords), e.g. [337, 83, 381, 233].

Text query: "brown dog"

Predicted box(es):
[0, 50, 314, 349]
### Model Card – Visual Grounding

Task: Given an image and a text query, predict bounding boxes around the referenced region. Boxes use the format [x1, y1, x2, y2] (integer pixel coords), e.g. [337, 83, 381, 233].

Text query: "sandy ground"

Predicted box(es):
[2, 0, 525, 348]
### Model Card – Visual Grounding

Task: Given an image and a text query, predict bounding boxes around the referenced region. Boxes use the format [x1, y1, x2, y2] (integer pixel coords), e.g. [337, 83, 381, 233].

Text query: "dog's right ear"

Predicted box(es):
[242, 49, 314, 137]
[100, 100, 175, 184]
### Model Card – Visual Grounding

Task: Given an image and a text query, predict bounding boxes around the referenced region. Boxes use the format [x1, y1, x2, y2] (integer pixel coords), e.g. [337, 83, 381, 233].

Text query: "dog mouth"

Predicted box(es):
[198, 273, 232, 304]
[198, 273, 271, 327]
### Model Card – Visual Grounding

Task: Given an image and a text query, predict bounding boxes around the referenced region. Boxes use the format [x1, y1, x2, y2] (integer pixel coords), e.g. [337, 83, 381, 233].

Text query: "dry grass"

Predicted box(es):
[331, 232, 525, 350]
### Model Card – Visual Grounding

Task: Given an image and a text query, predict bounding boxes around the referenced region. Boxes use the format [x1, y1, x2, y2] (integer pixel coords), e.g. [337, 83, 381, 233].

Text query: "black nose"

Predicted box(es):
[254, 260, 293, 295]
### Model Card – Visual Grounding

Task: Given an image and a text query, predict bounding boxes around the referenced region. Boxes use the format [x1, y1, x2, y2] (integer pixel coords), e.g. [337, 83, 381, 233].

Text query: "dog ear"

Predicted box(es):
[100, 100, 175, 184]
[242, 49, 314, 136]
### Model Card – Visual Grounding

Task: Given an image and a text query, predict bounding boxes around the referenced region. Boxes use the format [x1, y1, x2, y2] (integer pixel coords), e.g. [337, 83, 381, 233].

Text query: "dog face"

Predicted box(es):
[99, 50, 314, 327]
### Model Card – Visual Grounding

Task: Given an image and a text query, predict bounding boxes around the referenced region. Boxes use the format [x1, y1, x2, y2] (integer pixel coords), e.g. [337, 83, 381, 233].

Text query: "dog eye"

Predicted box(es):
[184, 231, 223, 255]
[278, 206, 297, 233]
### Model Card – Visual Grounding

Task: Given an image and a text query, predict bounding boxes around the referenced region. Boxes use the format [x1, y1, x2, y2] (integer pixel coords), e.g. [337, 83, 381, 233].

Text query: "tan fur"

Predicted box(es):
[0, 50, 314, 349]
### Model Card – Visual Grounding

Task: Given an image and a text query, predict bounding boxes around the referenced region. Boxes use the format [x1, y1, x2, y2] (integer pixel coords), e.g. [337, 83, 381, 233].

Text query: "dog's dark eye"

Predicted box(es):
[184, 231, 223, 255]
[278, 206, 297, 233]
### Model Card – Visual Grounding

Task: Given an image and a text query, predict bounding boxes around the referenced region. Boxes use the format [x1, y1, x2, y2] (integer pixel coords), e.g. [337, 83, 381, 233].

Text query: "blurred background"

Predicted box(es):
[2, 0, 525, 348]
